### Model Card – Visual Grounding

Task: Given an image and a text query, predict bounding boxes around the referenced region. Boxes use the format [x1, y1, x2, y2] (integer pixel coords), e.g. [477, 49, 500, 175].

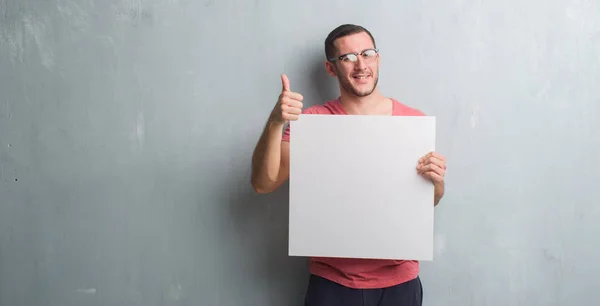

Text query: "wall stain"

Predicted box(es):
[113, 0, 153, 27]
[54, 0, 93, 37]
[3, 99, 11, 119]
[22, 14, 55, 69]
[0, 1, 78, 70]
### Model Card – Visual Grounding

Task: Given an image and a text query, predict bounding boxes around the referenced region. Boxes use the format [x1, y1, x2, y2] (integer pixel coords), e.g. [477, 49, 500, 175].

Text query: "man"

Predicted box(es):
[251, 24, 447, 306]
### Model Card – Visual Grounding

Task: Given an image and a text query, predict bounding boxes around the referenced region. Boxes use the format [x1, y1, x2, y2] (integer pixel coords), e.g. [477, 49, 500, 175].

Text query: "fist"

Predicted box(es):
[417, 151, 446, 185]
[270, 74, 303, 124]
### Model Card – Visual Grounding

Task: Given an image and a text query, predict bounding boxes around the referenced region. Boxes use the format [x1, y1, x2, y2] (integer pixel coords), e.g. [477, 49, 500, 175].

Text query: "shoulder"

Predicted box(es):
[391, 99, 426, 116]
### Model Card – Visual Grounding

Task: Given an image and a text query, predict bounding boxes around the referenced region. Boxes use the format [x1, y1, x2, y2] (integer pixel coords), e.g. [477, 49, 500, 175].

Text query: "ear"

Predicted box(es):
[324, 61, 337, 77]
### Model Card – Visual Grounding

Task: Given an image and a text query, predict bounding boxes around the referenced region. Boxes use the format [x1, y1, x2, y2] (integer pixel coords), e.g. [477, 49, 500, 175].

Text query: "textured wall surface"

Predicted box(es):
[1, 0, 599, 305]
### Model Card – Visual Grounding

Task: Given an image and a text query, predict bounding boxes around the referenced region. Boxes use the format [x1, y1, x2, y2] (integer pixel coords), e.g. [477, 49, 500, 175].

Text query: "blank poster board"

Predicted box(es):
[289, 115, 436, 260]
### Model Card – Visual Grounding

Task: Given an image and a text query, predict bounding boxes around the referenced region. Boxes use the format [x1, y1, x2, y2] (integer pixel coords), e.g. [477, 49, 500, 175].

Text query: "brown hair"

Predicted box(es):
[324, 24, 376, 60]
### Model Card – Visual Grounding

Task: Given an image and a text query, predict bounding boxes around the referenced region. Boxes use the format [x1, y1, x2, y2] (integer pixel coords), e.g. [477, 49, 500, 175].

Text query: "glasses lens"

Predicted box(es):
[343, 54, 358, 62]
[363, 49, 377, 57]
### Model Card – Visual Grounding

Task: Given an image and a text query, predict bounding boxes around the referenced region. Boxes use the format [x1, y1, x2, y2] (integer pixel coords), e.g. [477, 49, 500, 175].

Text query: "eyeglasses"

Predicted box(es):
[328, 48, 379, 63]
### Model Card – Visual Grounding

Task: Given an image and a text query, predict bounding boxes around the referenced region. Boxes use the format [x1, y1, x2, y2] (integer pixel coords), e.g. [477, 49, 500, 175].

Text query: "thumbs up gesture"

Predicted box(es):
[270, 74, 304, 125]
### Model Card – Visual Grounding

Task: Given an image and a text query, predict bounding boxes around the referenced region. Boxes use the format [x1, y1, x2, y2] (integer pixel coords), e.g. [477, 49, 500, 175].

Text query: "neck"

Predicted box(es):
[338, 88, 390, 115]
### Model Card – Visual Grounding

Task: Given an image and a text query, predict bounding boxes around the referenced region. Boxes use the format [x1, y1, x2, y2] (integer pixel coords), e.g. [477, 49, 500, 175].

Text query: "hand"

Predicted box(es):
[270, 74, 303, 125]
[417, 151, 446, 185]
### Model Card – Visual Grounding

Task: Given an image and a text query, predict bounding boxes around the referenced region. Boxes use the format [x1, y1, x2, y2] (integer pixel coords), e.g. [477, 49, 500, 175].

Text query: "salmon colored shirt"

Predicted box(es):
[281, 98, 425, 289]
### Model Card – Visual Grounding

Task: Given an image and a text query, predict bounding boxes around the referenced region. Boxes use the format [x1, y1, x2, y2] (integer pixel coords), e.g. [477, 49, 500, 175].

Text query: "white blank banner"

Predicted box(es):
[289, 114, 436, 261]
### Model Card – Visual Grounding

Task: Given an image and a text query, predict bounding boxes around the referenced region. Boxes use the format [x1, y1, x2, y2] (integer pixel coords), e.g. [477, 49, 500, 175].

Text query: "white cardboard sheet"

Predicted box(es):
[288, 114, 436, 261]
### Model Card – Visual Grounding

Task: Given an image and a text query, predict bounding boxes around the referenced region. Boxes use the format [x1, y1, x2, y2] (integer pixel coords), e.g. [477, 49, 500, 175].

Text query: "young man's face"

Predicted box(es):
[326, 31, 380, 97]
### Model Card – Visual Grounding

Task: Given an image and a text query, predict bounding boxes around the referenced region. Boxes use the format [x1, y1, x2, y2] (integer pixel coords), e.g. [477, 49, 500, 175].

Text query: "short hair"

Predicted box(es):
[324, 24, 376, 60]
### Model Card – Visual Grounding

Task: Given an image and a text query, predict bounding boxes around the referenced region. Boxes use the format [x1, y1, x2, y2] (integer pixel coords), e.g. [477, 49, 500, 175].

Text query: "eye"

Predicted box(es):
[363, 49, 377, 57]
[342, 54, 358, 62]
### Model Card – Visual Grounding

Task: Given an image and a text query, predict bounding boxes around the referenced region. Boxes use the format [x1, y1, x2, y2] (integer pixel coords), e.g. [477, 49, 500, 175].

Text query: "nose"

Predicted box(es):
[354, 55, 367, 70]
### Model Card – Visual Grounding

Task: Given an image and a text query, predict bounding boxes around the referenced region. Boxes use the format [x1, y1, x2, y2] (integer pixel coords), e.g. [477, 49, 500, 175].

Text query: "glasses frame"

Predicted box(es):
[328, 48, 379, 63]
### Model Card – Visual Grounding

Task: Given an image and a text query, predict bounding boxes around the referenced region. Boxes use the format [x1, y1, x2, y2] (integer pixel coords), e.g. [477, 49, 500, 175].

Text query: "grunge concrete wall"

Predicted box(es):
[1, 0, 599, 305]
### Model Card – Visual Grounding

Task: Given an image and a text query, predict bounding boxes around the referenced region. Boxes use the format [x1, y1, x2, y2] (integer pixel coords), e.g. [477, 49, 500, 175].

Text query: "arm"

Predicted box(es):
[251, 74, 301, 194]
[434, 181, 445, 206]
[250, 120, 290, 194]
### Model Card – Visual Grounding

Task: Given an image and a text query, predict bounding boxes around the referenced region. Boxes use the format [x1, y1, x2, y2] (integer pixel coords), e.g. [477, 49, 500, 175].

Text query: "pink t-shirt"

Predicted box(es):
[282, 98, 426, 289]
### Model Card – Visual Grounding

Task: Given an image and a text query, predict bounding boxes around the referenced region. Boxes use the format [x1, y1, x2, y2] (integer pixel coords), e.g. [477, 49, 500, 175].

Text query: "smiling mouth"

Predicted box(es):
[353, 75, 370, 80]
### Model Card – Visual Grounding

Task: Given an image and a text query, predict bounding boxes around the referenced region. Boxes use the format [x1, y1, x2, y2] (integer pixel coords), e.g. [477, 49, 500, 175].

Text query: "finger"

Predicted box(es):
[420, 151, 445, 162]
[281, 91, 304, 102]
[282, 112, 299, 121]
[282, 97, 303, 109]
[422, 171, 444, 183]
[427, 151, 445, 162]
[418, 156, 437, 168]
[281, 74, 290, 92]
[422, 156, 446, 169]
[418, 163, 445, 177]
[282, 104, 302, 115]
[418, 152, 432, 164]
[419, 154, 446, 171]
[421, 156, 442, 165]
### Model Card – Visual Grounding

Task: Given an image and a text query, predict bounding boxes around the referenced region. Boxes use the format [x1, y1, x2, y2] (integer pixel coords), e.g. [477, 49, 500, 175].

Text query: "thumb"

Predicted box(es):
[281, 73, 290, 92]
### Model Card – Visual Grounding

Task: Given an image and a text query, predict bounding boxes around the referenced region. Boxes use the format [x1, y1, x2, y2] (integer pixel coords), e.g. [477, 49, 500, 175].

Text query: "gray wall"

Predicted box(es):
[1, 0, 599, 305]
